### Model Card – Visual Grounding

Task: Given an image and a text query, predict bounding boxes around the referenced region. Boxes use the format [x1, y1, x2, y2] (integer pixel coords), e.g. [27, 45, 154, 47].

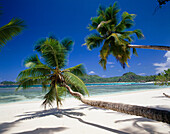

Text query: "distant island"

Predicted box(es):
[0, 72, 157, 85]
[80, 72, 157, 83]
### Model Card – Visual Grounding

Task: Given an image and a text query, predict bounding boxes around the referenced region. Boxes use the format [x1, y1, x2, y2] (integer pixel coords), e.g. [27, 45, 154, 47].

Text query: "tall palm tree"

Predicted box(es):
[84, 2, 170, 69]
[0, 7, 25, 50]
[16, 36, 89, 109]
[17, 36, 170, 124]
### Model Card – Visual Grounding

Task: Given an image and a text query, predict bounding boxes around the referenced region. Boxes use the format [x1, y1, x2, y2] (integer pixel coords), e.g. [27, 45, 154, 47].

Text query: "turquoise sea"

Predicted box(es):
[0, 83, 167, 104]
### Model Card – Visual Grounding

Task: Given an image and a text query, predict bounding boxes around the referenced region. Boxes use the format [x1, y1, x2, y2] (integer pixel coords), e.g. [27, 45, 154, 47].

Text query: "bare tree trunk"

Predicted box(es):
[64, 83, 170, 124]
[128, 44, 170, 51]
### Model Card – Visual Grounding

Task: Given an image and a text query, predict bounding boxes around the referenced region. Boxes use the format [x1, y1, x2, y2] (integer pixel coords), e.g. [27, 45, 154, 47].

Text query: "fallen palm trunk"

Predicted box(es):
[64, 83, 170, 124]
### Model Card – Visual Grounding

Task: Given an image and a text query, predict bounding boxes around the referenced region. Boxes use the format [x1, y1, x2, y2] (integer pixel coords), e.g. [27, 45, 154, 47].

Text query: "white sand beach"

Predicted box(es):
[0, 88, 170, 134]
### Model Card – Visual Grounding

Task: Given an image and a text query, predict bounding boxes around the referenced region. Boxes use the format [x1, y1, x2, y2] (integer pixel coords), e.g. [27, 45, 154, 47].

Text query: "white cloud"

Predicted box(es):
[153, 51, 170, 74]
[89, 71, 95, 74]
[110, 65, 114, 68]
[138, 73, 146, 76]
[107, 62, 114, 65]
[137, 63, 141, 66]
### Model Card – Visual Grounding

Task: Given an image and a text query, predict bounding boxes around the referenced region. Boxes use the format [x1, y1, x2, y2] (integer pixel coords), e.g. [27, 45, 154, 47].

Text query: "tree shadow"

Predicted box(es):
[14, 127, 67, 134]
[0, 107, 129, 134]
[0, 108, 83, 134]
[64, 114, 129, 134]
[78, 104, 108, 111]
[115, 118, 170, 134]
[151, 105, 170, 111]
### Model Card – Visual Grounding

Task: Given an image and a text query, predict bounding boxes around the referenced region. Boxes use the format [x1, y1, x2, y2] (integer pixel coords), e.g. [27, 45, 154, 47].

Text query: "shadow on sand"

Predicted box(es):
[115, 117, 170, 134]
[1, 104, 170, 134]
[0, 107, 128, 134]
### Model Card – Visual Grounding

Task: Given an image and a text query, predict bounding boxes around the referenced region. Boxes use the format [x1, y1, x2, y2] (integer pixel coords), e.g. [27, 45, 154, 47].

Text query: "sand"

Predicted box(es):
[0, 88, 170, 134]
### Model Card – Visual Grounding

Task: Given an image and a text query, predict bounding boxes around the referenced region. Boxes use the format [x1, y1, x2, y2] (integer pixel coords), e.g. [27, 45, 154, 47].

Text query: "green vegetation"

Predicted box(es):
[80, 72, 157, 83]
[0, 7, 25, 50]
[84, 2, 170, 70]
[1, 72, 158, 84]
[155, 69, 170, 86]
[16, 36, 88, 108]
[0, 81, 16, 85]
[84, 2, 144, 69]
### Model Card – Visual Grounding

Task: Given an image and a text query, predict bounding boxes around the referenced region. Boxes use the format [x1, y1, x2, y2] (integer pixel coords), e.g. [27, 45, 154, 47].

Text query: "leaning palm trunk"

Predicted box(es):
[64, 83, 170, 124]
[163, 93, 170, 98]
[128, 45, 170, 51]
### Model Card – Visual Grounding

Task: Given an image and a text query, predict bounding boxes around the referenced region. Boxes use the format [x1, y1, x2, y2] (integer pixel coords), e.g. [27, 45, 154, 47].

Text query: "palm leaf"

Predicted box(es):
[115, 12, 136, 32]
[17, 64, 52, 81]
[24, 54, 42, 67]
[34, 38, 67, 68]
[63, 72, 89, 96]
[42, 86, 56, 108]
[61, 38, 74, 51]
[16, 76, 48, 90]
[84, 33, 103, 50]
[0, 18, 25, 47]
[64, 64, 86, 76]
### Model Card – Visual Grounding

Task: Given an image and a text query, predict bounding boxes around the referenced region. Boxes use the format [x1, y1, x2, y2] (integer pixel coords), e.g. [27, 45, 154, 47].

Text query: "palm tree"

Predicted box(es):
[155, 69, 170, 98]
[16, 36, 89, 109]
[17, 36, 170, 124]
[84, 2, 170, 69]
[0, 7, 25, 50]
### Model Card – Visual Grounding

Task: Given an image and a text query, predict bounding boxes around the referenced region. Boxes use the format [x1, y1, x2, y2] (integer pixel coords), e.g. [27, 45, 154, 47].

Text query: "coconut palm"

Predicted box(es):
[0, 17, 25, 50]
[17, 36, 170, 123]
[84, 2, 170, 69]
[16, 36, 89, 109]
[155, 69, 170, 98]
[155, 69, 170, 86]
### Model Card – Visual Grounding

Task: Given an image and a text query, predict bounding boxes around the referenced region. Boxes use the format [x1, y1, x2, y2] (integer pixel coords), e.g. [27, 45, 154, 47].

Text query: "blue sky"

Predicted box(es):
[0, 0, 170, 81]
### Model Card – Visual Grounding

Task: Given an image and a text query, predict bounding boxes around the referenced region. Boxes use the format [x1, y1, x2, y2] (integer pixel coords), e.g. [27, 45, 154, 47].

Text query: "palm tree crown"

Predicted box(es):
[84, 2, 144, 69]
[0, 18, 25, 49]
[16, 36, 89, 108]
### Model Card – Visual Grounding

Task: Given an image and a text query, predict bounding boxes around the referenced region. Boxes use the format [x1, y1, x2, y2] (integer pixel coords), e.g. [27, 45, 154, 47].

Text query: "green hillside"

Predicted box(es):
[1, 72, 157, 84]
[80, 72, 157, 83]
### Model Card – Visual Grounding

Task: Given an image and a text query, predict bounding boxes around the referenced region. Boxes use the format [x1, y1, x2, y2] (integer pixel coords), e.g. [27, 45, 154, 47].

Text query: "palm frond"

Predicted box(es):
[105, 3, 119, 23]
[115, 12, 136, 32]
[64, 64, 86, 76]
[61, 38, 74, 51]
[97, 5, 106, 18]
[99, 58, 107, 70]
[34, 38, 67, 68]
[42, 85, 67, 108]
[16, 76, 48, 90]
[133, 29, 144, 39]
[0, 18, 25, 47]
[85, 33, 103, 50]
[42, 86, 56, 108]
[88, 16, 103, 31]
[17, 64, 52, 81]
[132, 48, 138, 56]
[63, 72, 89, 96]
[24, 54, 42, 67]
[100, 40, 110, 63]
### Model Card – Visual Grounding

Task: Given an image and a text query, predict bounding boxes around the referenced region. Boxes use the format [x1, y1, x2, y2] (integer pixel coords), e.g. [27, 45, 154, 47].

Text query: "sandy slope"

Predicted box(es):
[0, 88, 170, 134]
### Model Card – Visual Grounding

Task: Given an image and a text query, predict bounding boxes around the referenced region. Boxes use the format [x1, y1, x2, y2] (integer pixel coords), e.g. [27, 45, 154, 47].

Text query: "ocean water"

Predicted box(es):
[0, 83, 168, 104]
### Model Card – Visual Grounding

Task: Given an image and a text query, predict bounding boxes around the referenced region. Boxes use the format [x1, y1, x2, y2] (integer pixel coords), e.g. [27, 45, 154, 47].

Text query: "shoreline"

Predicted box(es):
[0, 87, 170, 134]
[0, 87, 169, 106]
